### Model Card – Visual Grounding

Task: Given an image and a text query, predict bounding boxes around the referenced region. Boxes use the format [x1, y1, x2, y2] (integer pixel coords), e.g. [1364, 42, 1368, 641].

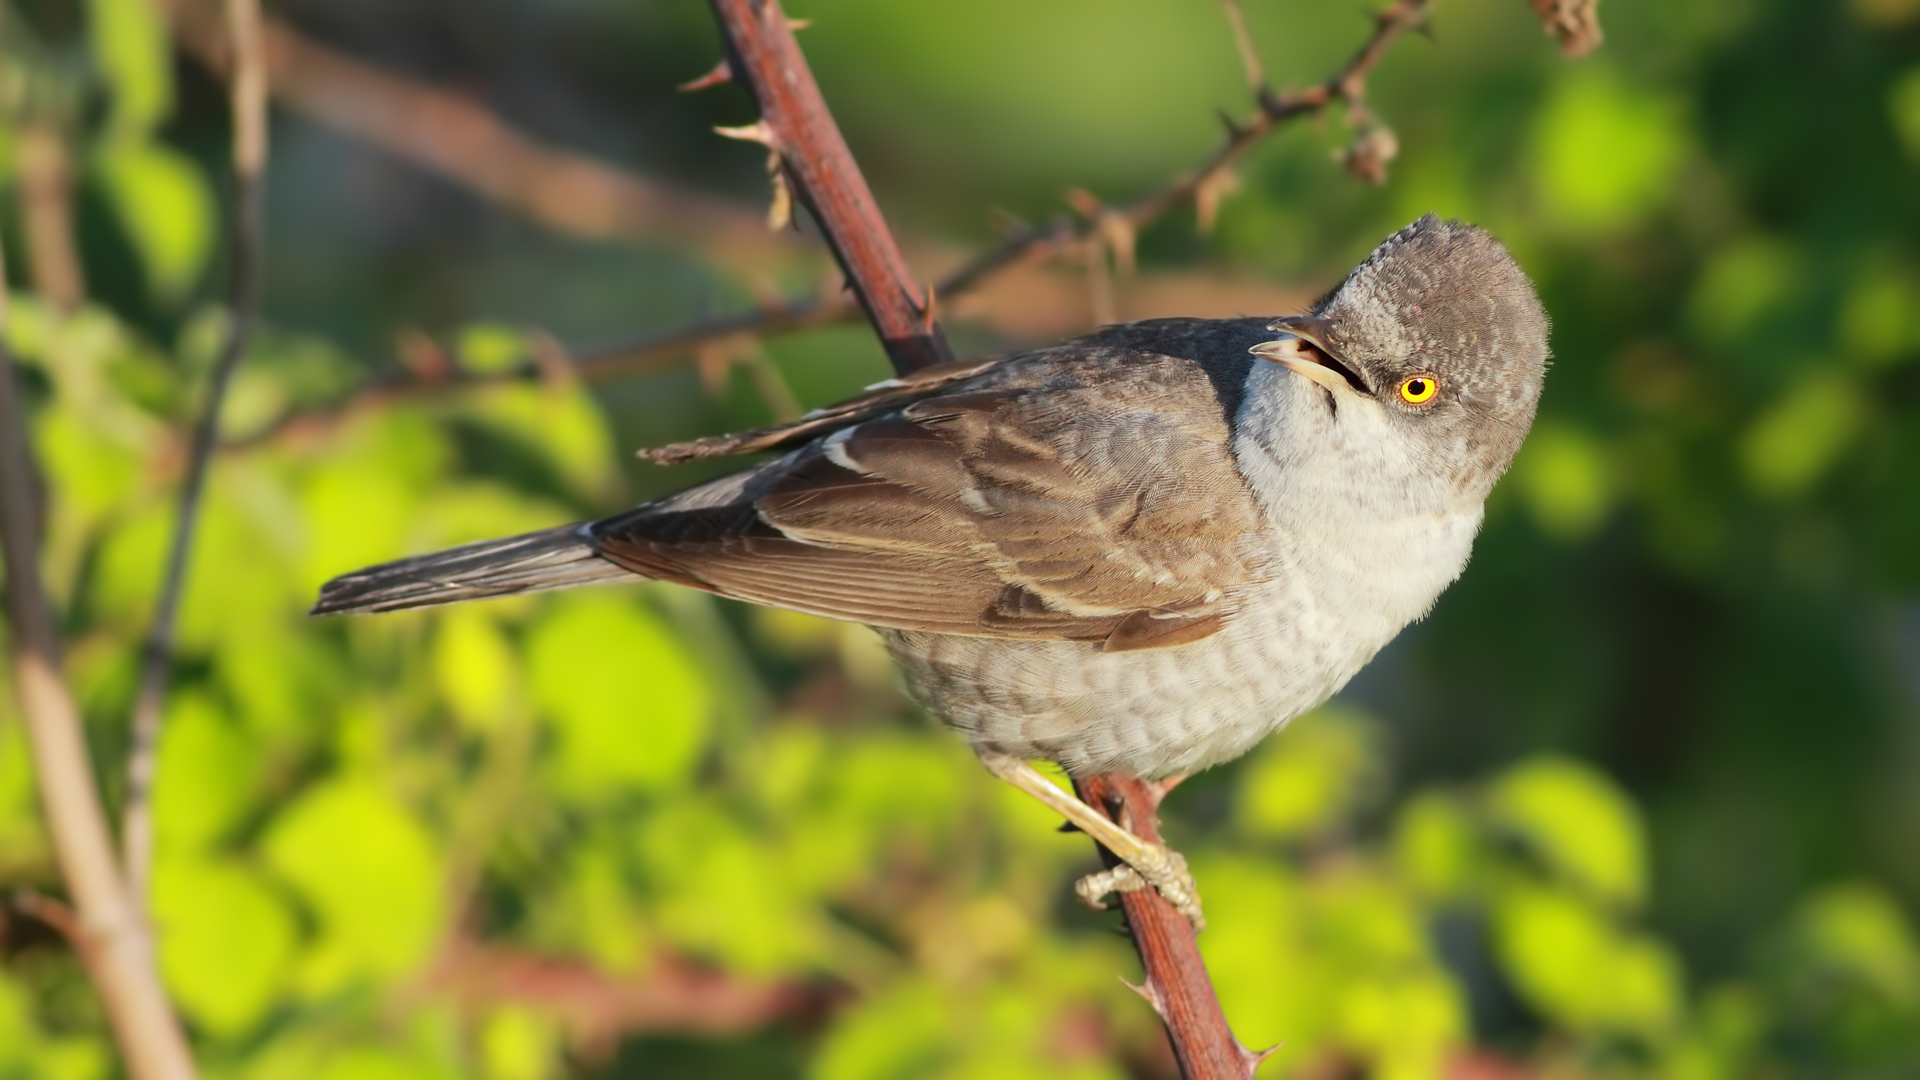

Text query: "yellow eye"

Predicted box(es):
[1398, 375, 1439, 405]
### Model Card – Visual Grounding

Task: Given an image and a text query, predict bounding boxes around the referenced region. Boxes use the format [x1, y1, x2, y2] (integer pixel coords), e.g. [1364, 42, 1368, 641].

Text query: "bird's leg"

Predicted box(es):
[983, 756, 1205, 930]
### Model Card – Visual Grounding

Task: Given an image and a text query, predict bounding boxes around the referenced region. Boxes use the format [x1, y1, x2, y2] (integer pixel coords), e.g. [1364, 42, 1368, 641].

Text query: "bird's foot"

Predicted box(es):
[1074, 843, 1205, 930]
[979, 755, 1207, 931]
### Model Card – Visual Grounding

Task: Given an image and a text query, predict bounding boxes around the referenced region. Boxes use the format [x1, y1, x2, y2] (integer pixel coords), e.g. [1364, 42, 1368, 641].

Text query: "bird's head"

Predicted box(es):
[1250, 214, 1549, 498]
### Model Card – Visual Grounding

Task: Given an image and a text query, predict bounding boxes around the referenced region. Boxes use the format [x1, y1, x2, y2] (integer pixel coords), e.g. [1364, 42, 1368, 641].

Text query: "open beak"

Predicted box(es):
[1249, 316, 1370, 396]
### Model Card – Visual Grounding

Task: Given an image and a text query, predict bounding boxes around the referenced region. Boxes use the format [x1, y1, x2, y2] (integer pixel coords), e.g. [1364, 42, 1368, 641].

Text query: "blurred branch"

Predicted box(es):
[704, 0, 952, 374]
[15, 123, 86, 310]
[170, 4, 791, 259]
[221, 0, 1441, 451]
[429, 939, 839, 1058]
[1219, 0, 1268, 93]
[0, 241, 198, 1078]
[123, 0, 270, 904]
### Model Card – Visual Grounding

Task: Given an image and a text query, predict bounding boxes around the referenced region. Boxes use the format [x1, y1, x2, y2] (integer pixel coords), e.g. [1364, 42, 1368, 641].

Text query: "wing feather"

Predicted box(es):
[596, 326, 1270, 648]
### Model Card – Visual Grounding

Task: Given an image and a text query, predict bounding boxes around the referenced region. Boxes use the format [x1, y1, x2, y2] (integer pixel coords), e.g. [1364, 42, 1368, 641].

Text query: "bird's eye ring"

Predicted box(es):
[1398, 375, 1439, 405]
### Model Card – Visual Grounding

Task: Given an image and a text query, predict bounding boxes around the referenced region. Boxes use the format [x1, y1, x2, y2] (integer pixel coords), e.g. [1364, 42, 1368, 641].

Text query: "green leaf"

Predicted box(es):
[1237, 705, 1383, 840]
[1531, 66, 1687, 233]
[152, 857, 298, 1036]
[459, 380, 616, 501]
[1891, 66, 1920, 162]
[152, 692, 260, 852]
[432, 609, 521, 732]
[1488, 756, 1646, 909]
[262, 779, 446, 987]
[1687, 237, 1800, 348]
[1392, 791, 1482, 902]
[529, 593, 713, 798]
[1787, 883, 1920, 1003]
[93, 141, 215, 301]
[811, 978, 955, 1080]
[1512, 422, 1614, 542]
[1493, 885, 1683, 1034]
[1740, 371, 1865, 497]
[88, 0, 174, 134]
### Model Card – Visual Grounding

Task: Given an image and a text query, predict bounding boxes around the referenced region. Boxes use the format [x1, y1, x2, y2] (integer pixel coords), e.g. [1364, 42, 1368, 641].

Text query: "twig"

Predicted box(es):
[122, 0, 269, 903]
[16, 122, 87, 309]
[1076, 775, 1271, 1078]
[1219, 0, 1268, 92]
[704, 0, 953, 375]
[0, 240, 198, 1080]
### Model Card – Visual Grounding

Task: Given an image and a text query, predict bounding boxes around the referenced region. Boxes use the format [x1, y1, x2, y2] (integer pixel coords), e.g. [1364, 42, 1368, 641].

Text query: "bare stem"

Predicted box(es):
[0, 240, 198, 1079]
[122, 0, 269, 903]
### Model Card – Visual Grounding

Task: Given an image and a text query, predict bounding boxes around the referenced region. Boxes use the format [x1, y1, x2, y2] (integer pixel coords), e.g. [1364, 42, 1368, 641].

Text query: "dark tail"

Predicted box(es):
[311, 523, 632, 615]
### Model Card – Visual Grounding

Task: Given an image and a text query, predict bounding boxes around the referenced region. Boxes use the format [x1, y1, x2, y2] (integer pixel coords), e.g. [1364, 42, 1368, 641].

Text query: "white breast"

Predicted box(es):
[887, 365, 1485, 779]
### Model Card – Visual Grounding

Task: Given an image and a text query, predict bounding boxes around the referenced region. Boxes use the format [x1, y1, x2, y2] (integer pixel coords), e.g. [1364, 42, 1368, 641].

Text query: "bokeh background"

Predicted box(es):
[2, 0, 1919, 1076]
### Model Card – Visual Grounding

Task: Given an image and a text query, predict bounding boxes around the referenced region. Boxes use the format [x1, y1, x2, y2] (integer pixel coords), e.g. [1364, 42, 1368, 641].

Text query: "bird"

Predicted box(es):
[313, 214, 1549, 929]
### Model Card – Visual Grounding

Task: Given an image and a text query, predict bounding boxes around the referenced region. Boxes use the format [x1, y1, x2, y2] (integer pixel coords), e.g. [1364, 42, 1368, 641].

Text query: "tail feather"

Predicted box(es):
[311, 523, 631, 615]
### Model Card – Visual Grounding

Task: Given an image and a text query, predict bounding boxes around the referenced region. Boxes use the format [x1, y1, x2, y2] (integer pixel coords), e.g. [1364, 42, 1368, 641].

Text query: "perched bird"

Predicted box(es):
[314, 214, 1549, 928]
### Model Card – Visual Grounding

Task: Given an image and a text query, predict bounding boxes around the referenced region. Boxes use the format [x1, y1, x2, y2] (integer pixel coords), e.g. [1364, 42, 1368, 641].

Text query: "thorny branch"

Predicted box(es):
[227, 0, 1446, 454]
[695, 0, 1283, 1074]
[0, 236, 198, 1080]
[1076, 774, 1271, 1078]
[705, 0, 953, 374]
[123, 0, 269, 906]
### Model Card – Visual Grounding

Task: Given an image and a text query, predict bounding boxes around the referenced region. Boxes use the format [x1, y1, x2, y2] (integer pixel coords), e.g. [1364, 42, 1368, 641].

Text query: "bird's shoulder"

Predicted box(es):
[600, 317, 1281, 650]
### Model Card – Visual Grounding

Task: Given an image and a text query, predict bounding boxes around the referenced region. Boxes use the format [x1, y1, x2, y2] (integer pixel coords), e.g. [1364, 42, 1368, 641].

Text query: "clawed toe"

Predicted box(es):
[1074, 843, 1205, 931]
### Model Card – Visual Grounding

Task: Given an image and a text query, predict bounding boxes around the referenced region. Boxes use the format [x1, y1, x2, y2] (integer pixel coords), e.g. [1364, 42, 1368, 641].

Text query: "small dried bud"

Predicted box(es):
[1531, 0, 1604, 57]
[1340, 126, 1399, 185]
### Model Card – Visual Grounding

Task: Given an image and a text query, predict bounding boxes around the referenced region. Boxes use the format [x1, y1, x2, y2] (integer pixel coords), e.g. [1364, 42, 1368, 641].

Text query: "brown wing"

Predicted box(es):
[596, 329, 1269, 650]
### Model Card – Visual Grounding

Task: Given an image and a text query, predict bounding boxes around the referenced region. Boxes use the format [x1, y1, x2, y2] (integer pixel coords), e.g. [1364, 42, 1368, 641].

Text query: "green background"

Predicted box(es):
[2, 0, 1918, 1076]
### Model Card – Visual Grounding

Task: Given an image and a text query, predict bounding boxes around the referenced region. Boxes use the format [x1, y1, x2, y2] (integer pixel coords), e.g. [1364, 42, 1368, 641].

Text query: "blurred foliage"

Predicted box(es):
[1, 0, 1918, 1077]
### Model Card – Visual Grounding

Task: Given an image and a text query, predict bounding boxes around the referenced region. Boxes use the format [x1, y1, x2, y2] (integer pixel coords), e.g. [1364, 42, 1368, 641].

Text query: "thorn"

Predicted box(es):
[714, 121, 779, 150]
[1057, 820, 1084, 834]
[1120, 975, 1171, 1022]
[1243, 1041, 1286, 1072]
[1101, 216, 1138, 276]
[786, 16, 812, 31]
[679, 59, 732, 92]
[766, 159, 794, 231]
[1065, 187, 1103, 219]
[1216, 108, 1248, 140]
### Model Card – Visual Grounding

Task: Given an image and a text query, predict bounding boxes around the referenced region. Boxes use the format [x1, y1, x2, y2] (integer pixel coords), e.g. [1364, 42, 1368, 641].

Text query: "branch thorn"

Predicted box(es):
[714, 121, 780, 150]
[1244, 1041, 1286, 1071]
[1121, 975, 1171, 1022]
[679, 59, 733, 92]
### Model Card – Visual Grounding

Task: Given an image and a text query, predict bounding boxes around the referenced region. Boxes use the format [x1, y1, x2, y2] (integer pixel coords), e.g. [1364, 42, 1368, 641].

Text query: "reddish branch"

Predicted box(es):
[430, 940, 839, 1056]
[705, 0, 952, 374]
[697, 1, 1267, 1074]
[1077, 775, 1266, 1078]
